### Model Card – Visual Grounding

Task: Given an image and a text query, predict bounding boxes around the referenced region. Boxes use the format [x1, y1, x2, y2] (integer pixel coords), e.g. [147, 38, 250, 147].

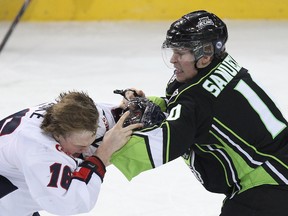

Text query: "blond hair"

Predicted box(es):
[41, 91, 99, 137]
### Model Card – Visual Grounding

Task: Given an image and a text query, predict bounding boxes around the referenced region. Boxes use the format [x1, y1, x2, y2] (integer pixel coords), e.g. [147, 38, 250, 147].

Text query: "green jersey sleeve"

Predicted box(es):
[110, 134, 155, 181]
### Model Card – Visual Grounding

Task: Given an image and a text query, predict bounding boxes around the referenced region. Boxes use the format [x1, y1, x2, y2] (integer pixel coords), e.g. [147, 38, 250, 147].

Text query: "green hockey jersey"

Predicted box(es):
[111, 54, 288, 198]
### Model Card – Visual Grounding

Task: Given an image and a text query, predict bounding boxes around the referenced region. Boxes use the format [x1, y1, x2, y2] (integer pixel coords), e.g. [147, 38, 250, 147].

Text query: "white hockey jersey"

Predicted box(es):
[0, 102, 117, 216]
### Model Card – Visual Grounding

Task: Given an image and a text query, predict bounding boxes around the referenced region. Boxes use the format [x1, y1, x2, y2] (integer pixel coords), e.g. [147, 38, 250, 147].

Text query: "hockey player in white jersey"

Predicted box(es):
[0, 91, 141, 216]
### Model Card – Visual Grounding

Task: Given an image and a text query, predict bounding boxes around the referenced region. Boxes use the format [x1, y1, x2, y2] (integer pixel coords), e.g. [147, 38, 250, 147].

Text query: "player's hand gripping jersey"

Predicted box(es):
[0, 102, 116, 216]
[111, 54, 288, 198]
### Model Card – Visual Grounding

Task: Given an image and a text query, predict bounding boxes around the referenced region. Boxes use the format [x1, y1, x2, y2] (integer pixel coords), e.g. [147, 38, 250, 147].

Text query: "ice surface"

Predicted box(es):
[0, 19, 288, 216]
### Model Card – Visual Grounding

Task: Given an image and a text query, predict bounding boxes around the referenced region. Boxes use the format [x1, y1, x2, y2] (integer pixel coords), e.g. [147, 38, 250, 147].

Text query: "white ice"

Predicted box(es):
[0, 19, 288, 216]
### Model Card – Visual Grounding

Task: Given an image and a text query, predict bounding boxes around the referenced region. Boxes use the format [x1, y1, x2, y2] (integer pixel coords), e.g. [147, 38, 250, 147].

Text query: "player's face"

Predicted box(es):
[57, 130, 96, 156]
[170, 48, 198, 83]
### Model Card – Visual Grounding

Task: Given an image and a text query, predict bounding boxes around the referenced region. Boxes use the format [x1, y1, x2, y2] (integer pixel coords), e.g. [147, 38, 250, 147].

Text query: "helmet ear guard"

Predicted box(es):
[193, 42, 214, 60]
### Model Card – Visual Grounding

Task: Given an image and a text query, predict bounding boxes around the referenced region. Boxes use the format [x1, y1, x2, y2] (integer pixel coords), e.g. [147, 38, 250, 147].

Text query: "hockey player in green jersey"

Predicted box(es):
[111, 10, 288, 216]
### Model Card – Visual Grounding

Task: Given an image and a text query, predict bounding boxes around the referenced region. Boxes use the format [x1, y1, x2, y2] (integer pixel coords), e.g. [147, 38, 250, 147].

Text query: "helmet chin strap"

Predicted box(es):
[194, 59, 200, 70]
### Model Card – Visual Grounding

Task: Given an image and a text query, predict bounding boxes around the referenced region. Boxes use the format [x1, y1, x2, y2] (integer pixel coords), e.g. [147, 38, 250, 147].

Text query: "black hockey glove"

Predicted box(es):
[113, 89, 166, 129]
[123, 97, 166, 128]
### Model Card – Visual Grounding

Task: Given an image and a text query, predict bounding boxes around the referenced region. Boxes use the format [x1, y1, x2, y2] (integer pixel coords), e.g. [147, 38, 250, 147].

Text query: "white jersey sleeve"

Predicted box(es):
[0, 102, 108, 215]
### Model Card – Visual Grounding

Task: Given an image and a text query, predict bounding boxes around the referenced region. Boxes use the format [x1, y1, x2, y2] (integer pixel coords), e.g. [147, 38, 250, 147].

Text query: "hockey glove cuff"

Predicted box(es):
[79, 156, 106, 182]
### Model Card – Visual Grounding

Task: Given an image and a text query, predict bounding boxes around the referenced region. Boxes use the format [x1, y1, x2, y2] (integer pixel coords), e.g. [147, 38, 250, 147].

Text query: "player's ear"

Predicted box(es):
[197, 55, 213, 68]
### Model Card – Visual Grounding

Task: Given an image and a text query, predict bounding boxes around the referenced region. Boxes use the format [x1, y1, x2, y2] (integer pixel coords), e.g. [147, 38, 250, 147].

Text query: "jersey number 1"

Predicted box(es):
[47, 163, 72, 190]
[234, 80, 286, 138]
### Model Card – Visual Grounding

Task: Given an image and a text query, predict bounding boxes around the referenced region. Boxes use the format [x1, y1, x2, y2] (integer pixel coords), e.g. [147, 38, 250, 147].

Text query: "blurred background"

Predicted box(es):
[0, 1, 288, 216]
[1, 0, 288, 21]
